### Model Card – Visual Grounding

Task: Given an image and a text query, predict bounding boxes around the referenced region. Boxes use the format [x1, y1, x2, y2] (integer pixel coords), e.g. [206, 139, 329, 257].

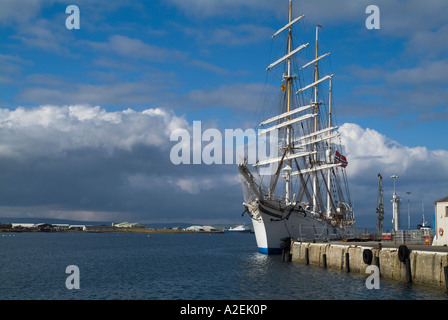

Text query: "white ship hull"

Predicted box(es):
[247, 200, 348, 254]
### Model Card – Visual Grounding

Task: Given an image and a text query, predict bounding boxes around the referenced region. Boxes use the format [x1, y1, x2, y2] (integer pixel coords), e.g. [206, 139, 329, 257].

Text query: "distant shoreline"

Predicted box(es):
[0, 227, 224, 234]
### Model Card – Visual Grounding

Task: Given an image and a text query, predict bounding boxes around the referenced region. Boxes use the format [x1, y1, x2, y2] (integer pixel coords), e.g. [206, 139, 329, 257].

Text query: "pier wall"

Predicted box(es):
[290, 241, 448, 288]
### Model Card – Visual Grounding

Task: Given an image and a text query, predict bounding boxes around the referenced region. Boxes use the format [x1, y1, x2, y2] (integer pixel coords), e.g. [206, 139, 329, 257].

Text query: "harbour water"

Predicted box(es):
[1, 232, 447, 300]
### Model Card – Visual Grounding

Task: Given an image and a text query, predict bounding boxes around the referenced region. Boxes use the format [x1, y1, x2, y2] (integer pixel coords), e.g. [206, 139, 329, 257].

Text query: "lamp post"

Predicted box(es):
[406, 191, 411, 230]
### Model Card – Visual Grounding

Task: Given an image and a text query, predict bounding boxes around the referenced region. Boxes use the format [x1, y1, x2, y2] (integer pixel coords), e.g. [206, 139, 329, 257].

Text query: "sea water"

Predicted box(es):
[0, 232, 447, 300]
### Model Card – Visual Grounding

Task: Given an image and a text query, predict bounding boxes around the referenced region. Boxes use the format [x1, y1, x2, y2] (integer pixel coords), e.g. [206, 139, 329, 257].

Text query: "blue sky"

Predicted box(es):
[1, 0, 448, 229]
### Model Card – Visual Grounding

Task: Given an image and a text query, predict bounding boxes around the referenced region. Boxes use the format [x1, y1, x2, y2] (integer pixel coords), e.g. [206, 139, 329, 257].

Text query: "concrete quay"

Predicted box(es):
[290, 240, 448, 289]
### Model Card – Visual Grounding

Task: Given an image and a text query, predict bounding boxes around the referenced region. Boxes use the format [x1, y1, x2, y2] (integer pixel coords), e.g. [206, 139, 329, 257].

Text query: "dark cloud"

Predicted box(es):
[1, 106, 447, 228]
[0, 105, 243, 224]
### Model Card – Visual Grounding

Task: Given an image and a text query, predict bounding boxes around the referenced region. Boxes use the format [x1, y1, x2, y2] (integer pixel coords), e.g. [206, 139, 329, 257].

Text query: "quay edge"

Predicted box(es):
[290, 241, 448, 289]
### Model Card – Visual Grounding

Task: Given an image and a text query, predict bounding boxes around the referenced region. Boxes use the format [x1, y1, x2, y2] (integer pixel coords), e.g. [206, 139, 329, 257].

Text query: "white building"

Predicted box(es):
[11, 223, 36, 229]
[185, 225, 204, 231]
[184, 225, 218, 232]
[432, 195, 448, 246]
[202, 226, 218, 232]
[115, 222, 146, 228]
[53, 223, 69, 230]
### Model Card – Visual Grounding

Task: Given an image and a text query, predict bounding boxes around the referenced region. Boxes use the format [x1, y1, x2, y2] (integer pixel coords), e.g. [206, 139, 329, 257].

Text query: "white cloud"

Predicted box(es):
[176, 178, 203, 194]
[19, 78, 179, 107]
[340, 123, 448, 179]
[186, 83, 267, 111]
[188, 59, 229, 75]
[2, 105, 446, 225]
[0, 104, 244, 223]
[406, 24, 448, 59]
[184, 23, 273, 47]
[339, 121, 448, 221]
[167, 0, 286, 19]
[0, 105, 188, 159]
[337, 123, 448, 227]
[175, 174, 240, 194]
[169, 0, 448, 46]
[379, 0, 448, 36]
[0, 0, 41, 26]
[86, 35, 186, 63]
[386, 60, 448, 87]
[342, 57, 448, 122]
[0, 205, 127, 222]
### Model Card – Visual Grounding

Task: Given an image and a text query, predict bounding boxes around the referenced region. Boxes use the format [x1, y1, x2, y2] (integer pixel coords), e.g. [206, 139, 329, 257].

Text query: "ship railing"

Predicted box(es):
[294, 224, 340, 242]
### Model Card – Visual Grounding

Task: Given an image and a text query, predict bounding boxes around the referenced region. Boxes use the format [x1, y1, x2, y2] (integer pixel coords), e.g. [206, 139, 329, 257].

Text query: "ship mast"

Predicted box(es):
[326, 76, 333, 216]
[312, 25, 319, 213]
[263, 2, 306, 201]
[284, 0, 293, 203]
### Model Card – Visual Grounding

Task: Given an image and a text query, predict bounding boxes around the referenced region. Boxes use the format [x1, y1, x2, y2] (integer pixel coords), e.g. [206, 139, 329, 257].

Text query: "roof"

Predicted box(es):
[115, 222, 146, 228]
[11, 223, 35, 228]
[185, 225, 204, 231]
[435, 195, 448, 203]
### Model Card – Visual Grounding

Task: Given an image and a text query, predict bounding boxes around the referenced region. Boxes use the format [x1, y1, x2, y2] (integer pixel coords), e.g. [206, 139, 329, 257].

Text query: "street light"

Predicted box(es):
[391, 175, 399, 193]
[406, 192, 411, 230]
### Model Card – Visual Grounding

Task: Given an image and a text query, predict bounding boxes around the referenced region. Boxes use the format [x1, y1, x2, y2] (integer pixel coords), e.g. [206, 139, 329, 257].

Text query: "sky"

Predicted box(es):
[1, 0, 447, 229]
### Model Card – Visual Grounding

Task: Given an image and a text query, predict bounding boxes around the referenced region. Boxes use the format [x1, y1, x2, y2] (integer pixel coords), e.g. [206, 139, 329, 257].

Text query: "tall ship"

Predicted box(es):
[238, 1, 356, 254]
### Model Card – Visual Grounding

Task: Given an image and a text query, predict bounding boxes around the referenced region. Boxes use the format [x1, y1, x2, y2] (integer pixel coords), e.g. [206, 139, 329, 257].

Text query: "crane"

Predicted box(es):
[376, 173, 384, 238]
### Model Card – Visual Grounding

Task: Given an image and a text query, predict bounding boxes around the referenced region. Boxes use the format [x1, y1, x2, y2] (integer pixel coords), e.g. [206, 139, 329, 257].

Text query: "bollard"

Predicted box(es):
[305, 248, 309, 265]
[345, 252, 350, 273]
[322, 253, 327, 269]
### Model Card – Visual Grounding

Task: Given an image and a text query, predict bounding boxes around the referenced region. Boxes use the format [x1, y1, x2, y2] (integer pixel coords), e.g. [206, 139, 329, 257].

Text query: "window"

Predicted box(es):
[445, 206, 448, 217]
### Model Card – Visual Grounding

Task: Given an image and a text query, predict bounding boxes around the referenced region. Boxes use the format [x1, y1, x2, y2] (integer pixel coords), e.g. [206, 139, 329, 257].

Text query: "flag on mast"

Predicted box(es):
[334, 151, 348, 168]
